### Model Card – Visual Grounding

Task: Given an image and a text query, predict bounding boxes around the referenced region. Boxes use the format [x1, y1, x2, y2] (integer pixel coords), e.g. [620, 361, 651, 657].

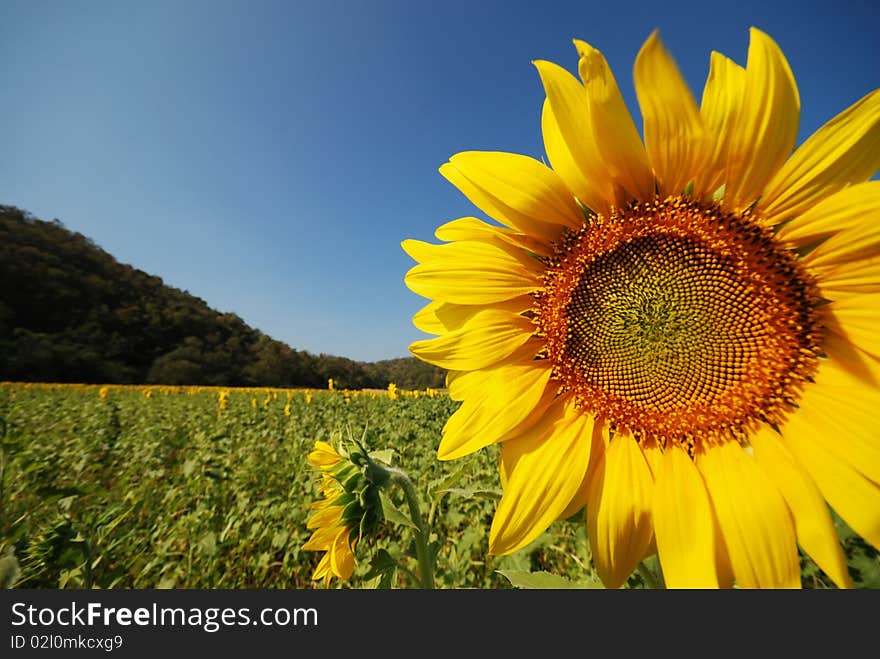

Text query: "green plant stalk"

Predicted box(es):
[387, 467, 435, 589]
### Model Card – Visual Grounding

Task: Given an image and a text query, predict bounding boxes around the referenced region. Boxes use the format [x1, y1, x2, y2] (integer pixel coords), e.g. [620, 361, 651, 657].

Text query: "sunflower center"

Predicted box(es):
[534, 196, 821, 448]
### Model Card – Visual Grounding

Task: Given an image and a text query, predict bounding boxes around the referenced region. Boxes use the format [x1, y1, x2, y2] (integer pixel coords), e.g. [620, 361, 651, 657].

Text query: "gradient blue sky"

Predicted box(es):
[2, 0, 878, 361]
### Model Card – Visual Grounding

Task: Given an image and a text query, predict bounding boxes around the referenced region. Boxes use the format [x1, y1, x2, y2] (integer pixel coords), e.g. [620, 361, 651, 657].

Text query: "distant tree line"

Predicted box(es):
[0, 206, 445, 389]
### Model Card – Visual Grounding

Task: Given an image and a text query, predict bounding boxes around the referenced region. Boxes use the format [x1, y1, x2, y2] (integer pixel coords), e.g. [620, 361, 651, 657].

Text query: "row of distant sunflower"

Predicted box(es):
[0, 381, 444, 400]
[0, 381, 447, 426]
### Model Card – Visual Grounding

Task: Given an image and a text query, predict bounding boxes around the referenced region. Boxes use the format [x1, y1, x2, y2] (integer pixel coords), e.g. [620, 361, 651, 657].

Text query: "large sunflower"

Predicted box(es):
[402, 28, 880, 588]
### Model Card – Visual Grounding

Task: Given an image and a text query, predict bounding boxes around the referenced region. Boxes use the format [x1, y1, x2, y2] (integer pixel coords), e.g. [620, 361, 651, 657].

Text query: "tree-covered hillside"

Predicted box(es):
[0, 206, 444, 389]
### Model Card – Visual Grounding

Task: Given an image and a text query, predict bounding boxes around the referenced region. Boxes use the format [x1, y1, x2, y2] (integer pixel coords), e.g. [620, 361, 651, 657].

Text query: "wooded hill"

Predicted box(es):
[0, 206, 444, 389]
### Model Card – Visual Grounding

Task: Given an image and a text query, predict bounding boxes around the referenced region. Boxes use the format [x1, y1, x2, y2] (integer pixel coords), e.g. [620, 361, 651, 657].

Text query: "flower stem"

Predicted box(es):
[387, 467, 435, 589]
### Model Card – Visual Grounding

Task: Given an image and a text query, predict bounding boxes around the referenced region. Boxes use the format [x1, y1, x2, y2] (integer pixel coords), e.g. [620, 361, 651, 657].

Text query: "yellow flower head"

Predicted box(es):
[303, 440, 387, 587]
[403, 28, 880, 589]
[98, 386, 109, 399]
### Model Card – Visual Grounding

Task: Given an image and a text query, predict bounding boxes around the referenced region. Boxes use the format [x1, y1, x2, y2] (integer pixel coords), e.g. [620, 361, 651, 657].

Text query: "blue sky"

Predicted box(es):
[2, 0, 877, 361]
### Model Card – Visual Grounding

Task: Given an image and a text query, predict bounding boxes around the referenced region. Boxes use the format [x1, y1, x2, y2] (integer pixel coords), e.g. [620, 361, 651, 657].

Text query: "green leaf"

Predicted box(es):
[377, 569, 395, 589]
[363, 548, 397, 581]
[379, 491, 417, 529]
[497, 570, 603, 589]
[271, 530, 289, 549]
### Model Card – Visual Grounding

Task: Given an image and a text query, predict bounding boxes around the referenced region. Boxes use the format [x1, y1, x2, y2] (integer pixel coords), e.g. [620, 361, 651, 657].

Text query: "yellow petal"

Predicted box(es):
[434, 216, 553, 257]
[777, 181, 880, 248]
[558, 418, 609, 519]
[587, 432, 654, 589]
[653, 444, 719, 588]
[750, 425, 852, 588]
[433, 217, 518, 246]
[489, 400, 594, 554]
[802, 210, 880, 275]
[574, 39, 654, 201]
[803, 218, 880, 305]
[535, 60, 617, 213]
[710, 493, 736, 589]
[780, 358, 880, 487]
[412, 296, 534, 335]
[306, 505, 344, 531]
[824, 329, 880, 389]
[697, 441, 800, 588]
[302, 525, 337, 551]
[816, 263, 880, 302]
[401, 237, 540, 270]
[782, 409, 880, 549]
[438, 362, 554, 460]
[442, 152, 584, 241]
[699, 51, 746, 196]
[411, 300, 447, 335]
[400, 237, 439, 264]
[403, 240, 540, 305]
[308, 441, 342, 467]
[329, 528, 355, 580]
[760, 89, 880, 226]
[445, 367, 486, 402]
[633, 31, 706, 197]
[640, 440, 663, 480]
[823, 294, 880, 363]
[724, 28, 800, 212]
[311, 552, 331, 584]
[409, 308, 534, 371]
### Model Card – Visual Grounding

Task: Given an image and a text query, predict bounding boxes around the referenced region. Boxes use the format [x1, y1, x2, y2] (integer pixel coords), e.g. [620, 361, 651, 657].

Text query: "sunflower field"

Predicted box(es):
[0, 382, 876, 589]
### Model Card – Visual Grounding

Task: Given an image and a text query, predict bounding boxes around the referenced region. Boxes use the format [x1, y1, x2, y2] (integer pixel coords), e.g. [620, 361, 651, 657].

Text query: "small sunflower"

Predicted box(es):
[303, 440, 386, 587]
[303, 441, 357, 587]
[403, 28, 880, 588]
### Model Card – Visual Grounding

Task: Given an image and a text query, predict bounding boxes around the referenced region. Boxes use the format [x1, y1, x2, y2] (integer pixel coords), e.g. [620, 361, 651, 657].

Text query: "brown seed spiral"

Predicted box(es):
[533, 196, 821, 449]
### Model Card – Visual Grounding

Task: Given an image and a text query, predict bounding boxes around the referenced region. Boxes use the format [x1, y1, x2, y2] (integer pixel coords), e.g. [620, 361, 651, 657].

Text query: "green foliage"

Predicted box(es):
[1, 385, 580, 588]
[0, 206, 444, 389]
[1, 384, 876, 589]
[497, 570, 603, 589]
